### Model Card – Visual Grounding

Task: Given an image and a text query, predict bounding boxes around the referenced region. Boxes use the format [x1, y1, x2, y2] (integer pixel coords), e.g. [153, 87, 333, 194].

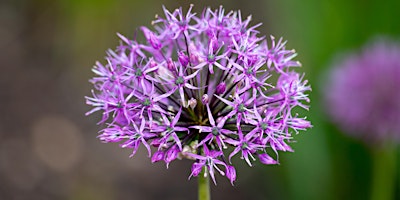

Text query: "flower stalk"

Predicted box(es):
[370, 144, 396, 200]
[323, 38, 400, 200]
[198, 167, 211, 200]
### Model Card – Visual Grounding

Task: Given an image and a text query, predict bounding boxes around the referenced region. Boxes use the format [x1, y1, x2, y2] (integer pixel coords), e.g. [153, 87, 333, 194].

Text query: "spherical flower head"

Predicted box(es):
[324, 38, 400, 144]
[85, 5, 311, 184]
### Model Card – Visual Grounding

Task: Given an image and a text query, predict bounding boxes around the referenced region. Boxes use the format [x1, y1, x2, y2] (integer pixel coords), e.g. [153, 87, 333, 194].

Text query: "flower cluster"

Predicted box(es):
[86, 5, 311, 184]
[324, 38, 400, 144]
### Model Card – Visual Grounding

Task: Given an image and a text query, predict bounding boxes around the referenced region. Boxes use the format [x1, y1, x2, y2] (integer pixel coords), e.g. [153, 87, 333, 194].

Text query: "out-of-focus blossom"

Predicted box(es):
[86, 5, 311, 184]
[324, 38, 400, 143]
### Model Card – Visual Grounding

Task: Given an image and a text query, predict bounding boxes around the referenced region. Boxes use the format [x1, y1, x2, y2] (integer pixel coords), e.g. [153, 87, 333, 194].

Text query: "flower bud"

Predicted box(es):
[149, 59, 158, 68]
[188, 98, 197, 109]
[141, 27, 161, 50]
[178, 51, 189, 67]
[166, 58, 176, 71]
[201, 94, 209, 104]
[215, 82, 226, 94]
[151, 151, 165, 163]
[165, 146, 179, 168]
[210, 37, 219, 52]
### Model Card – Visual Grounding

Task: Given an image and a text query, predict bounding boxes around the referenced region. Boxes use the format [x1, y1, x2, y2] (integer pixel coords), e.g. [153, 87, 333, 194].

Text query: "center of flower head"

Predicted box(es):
[178, 20, 187, 28]
[261, 123, 268, 130]
[132, 133, 140, 140]
[238, 103, 245, 112]
[211, 127, 219, 136]
[246, 68, 253, 75]
[240, 26, 246, 34]
[166, 127, 173, 132]
[142, 98, 151, 106]
[217, 19, 224, 26]
[268, 49, 278, 60]
[113, 132, 121, 138]
[135, 68, 143, 76]
[175, 76, 184, 85]
[241, 142, 248, 149]
[207, 54, 215, 62]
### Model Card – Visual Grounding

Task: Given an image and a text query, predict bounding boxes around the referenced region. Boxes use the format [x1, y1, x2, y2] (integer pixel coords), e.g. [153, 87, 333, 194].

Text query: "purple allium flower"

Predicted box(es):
[86, 5, 311, 184]
[324, 38, 400, 143]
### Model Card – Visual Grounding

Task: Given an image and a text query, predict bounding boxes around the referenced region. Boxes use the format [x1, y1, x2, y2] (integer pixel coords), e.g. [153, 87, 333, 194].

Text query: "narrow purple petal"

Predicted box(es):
[206, 104, 215, 126]
[258, 153, 278, 165]
[225, 165, 236, 185]
[214, 95, 234, 107]
[189, 125, 212, 132]
[189, 162, 204, 179]
[172, 107, 182, 126]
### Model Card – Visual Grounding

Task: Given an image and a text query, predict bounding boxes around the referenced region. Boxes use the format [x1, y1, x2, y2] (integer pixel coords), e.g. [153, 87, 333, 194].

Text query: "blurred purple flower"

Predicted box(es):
[86, 5, 311, 184]
[324, 38, 400, 143]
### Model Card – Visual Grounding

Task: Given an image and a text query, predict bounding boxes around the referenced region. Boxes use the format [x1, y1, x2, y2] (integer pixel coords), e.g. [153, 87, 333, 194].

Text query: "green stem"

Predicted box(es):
[370, 144, 396, 200]
[198, 167, 211, 200]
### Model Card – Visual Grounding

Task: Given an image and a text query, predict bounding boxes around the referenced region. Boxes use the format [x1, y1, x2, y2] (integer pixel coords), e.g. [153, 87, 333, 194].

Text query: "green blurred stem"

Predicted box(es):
[198, 167, 211, 200]
[370, 144, 396, 200]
